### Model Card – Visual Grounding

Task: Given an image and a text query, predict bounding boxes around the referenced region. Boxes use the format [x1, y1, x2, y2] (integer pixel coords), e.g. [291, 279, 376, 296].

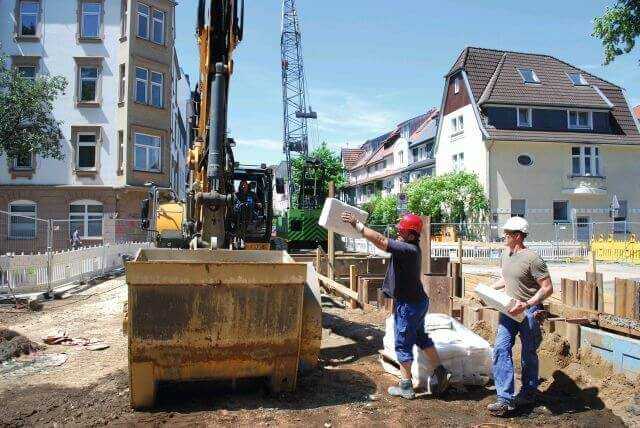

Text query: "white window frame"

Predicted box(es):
[567, 109, 593, 130]
[567, 72, 588, 86]
[517, 107, 532, 127]
[8, 200, 37, 239]
[137, 2, 150, 39]
[69, 200, 103, 239]
[451, 114, 464, 136]
[76, 132, 97, 170]
[517, 68, 540, 84]
[454, 77, 460, 94]
[553, 200, 569, 223]
[134, 132, 161, 172]
[118, 64, 126, 103]
[571, 146, 601, 176]
[81, 2, 101, 39]
[452, 152, 464, 171]
[79, 66, 99, 102]
[151, 9, 165, 44]
[120, 0, 127, 38]
[135, 66, 148, 104]
[13, 152, 33, 170]
[19, 1, 39, 37]
[150, 71, 163, 108]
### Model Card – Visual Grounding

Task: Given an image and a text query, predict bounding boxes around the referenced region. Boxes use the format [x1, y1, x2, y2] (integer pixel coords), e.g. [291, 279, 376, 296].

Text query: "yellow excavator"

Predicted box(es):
[126, 1, 321, 409]
[140, 0, 274, 250]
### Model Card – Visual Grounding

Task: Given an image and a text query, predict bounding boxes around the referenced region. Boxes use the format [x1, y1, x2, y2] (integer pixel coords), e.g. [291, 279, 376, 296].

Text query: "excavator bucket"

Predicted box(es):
[125, 248, 321, 409]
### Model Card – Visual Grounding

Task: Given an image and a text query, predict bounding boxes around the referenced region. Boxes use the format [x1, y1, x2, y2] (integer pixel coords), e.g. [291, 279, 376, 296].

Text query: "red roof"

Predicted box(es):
[341, 148, 365, 169]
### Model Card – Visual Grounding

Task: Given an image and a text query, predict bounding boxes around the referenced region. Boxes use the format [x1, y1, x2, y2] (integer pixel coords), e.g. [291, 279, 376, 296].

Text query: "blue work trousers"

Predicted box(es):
[492, 305, 542, 404]
[394, 299, 434, 364]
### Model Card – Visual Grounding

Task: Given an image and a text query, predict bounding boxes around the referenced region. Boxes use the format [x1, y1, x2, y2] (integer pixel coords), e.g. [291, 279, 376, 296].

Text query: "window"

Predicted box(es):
[451, 114, 464, 135]
[120, 0, 128, 38]
[19, 1, 39, 36]
[9, 201, 37, 239]
[117, 130, 124, 174]
[399, 151, 404, 164]
[517, 68, 540, 84]
[517, 107, 532, 127]
[568, 110, 592, 129]
[511, 199, 526, 217]
[613, 200, 628, 233]
[78, 66, 98, 102]
[568, 73, 588, 86]
[150, 71, 163, 108]
[13, 152, 33, 170]
[152, 9, 165, 44]
[553, 201, 569, 223]
[454, 77, 460, 94]
[137, 3, 150, 39]
[135, 67, 148, 103]
[452, 153, 464, 171]
[412, 148, 418, 160]
[571, 146, 601, 176]
[81, 2, 101, 38]
[516, 154, 534, 167]
[118, 64, 126, 103]
[77, 134, 97, 169]
[69, 201, 103, 239]
[134, 132, 161, 172]
[17, 65, 36, 82]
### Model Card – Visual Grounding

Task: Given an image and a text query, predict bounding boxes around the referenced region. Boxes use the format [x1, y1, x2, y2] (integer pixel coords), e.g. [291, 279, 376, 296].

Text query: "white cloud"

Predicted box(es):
[234, 137, 283, 152]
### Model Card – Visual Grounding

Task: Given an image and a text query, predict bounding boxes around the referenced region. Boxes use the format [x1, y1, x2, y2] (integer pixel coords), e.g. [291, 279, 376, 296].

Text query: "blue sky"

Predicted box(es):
[175, 0, 640, 166]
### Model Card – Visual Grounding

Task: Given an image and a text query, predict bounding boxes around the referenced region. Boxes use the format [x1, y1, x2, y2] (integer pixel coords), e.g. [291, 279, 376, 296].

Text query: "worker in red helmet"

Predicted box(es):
[342, 211, 451, 399]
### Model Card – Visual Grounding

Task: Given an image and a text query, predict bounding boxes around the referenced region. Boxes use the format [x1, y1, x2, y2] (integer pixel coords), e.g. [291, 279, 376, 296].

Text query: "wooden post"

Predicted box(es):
[419, 216, 431, 277]
[327, 181, 335, 280]
[458, 237, 463, 264]
[587, 251, 597, 274]
[315, 247, 321, 273]
[349, 264, 358, 309]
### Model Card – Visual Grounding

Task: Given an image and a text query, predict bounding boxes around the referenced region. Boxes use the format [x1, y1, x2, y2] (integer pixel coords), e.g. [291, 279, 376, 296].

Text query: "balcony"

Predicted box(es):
[562, 174, 607, 196]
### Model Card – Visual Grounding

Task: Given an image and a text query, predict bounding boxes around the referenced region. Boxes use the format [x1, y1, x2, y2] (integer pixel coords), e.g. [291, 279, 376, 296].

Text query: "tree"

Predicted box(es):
[0, 55, 68, 161]
[405, 171, 489, 224]
[290, 142, 346, 193]
[362, 194, 398, 225]
[593, 1, 640, 65]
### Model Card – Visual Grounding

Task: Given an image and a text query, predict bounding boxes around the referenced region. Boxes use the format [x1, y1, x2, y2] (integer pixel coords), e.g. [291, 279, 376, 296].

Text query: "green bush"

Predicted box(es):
[363, 194, 398, 225]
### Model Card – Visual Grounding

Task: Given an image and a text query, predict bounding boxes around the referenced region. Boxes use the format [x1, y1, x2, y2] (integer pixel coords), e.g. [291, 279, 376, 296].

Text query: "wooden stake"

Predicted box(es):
[327, 181, 335, 280]
[349, 264, 358, 309]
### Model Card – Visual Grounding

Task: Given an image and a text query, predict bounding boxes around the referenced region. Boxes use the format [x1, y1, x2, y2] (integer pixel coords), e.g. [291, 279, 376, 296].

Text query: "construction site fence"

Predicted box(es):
[0, 209, 153, 255]
[342, 236, 588, 262]
[0, 241, 153, 295]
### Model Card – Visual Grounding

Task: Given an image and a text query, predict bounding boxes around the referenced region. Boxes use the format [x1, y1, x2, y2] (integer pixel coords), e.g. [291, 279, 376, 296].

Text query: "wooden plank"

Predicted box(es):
[449, 262, 462, 298]
[316, 273, 358, 301]
[358, 279, 369, 308]
[586, 272, 604, 313]
[424, 274, 452, 315]
[576, 280, 585, 309]
[420, 216, 431, 276]
[547, 301, 600, 322]
[614, 278, 627, 317]
[348, 265, 358, 309]
[327, 182, 335, 280]
[624, 279, 636, 319]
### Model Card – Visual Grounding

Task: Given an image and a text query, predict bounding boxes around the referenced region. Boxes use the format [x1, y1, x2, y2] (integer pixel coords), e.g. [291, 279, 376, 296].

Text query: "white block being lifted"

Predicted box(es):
[318, 198, 369, 239]
[474, 283, 525, 322]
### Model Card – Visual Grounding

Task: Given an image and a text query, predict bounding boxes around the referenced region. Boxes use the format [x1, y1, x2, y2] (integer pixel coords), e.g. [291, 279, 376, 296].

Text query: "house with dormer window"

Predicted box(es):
[435, 47, 640, 241]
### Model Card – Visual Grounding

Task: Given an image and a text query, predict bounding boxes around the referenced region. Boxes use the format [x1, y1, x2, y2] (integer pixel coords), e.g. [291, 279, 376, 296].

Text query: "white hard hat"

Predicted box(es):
[502, 216, 529, 234]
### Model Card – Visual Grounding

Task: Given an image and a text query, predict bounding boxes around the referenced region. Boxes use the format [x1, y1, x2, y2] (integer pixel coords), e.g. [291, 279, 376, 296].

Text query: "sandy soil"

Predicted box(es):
[0, 276, 631, 427]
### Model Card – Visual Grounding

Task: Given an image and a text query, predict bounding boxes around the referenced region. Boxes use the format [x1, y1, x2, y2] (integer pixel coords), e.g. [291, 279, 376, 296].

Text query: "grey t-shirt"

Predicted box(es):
[501, 248, 550, 301]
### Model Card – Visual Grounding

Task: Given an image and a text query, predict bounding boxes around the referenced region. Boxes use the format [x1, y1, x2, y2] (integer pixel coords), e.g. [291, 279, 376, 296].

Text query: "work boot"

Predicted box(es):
[514, 389, 538, 407]
[432, 364, 452, 396]
[388, 379, 415, 400]
[487, 399, 515, 416]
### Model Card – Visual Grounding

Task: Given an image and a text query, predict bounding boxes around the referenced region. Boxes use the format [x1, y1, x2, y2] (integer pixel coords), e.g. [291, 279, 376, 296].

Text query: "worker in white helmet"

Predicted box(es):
[487, 216, 553, 416]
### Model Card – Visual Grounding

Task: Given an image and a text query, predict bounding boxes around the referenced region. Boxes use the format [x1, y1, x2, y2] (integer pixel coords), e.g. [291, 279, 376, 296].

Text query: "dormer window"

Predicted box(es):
[517, 107, 532, 127]
[568, 110, 592, 130]
[454, 77, 460, 94]
[517, 68, 540, 84]
[568, 73, 588, 86]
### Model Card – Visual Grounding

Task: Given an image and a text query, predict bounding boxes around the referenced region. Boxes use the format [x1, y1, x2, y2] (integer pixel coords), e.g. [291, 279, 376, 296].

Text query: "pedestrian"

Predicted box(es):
[71, 229, 81, 249]
[342, 211, 451, 399]
[487, 216, 553, 416]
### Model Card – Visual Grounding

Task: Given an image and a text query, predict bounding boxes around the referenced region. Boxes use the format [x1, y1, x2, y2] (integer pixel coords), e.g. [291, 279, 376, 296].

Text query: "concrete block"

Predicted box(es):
[318, 198, 368, 238]
[474, 284, 524, 322]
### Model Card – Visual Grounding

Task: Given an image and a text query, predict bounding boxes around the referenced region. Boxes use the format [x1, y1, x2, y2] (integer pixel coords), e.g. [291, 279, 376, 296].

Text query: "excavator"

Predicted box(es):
[140, 0, 275, 250]
[126, 1, 321, 409]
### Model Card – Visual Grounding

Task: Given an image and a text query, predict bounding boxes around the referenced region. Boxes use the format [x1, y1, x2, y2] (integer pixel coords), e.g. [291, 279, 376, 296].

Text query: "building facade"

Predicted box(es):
[341, 111, 438, 208]
[435, 47, 640, 241]
[0, 0, 183, 252]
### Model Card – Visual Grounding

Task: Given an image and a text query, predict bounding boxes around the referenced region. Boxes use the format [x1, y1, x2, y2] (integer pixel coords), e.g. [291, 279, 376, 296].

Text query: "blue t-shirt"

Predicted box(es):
[381, 239, 427, 302]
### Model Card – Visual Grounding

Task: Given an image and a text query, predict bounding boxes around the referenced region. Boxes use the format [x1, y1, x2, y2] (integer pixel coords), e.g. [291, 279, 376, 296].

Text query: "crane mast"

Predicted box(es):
[281, 0, 317, 201]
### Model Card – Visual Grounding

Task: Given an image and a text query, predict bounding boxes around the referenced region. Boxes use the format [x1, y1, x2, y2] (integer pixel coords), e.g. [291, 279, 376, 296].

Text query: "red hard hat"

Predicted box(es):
[397, 213, 423, 235]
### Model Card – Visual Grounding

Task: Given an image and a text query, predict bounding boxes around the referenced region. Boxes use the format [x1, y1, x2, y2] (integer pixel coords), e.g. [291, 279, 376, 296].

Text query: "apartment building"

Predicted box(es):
[435, 47, 640, 241]
[0, 0, 184, 251]
[171, 51, 191, 201]
[341, 111, 438, 207]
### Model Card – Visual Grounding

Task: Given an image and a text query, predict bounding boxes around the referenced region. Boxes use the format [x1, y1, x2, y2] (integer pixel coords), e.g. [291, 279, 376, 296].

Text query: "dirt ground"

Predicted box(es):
[0, 277, 632, 427]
